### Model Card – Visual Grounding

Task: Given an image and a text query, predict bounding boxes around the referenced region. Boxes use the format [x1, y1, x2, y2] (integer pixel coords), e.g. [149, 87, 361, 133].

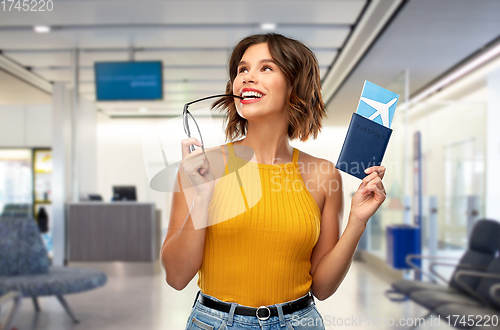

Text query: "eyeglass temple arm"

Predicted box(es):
[186, 111, 205, 154]
[183, 104, 191, 135]
[184, 94, 236, 136]
[184, 94, 242, 153]
[185, 94, 243, 107]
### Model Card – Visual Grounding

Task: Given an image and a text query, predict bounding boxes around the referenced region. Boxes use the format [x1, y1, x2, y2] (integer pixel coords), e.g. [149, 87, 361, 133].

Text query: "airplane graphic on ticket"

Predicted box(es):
[356, 80, 399, 128]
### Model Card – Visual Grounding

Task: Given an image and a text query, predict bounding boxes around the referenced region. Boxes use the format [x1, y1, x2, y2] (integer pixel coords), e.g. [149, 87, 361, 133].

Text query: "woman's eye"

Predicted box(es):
[263, 66, 272, 71]
[238, 67, 248, 74]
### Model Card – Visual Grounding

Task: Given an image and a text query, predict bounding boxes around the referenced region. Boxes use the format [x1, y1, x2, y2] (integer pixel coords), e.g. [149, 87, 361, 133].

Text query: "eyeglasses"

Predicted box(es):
[183, 93, 249, 210]
[183, 94, 242, 154]
[183, 93, 255, 214]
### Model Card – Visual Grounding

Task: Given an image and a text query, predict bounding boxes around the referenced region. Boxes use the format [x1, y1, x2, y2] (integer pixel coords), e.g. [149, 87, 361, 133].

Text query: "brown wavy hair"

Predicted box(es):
[212, 33, 327, 142]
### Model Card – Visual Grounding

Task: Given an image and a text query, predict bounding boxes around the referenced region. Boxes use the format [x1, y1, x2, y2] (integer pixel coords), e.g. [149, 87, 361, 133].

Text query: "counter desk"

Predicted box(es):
[66, 202, 162, 276]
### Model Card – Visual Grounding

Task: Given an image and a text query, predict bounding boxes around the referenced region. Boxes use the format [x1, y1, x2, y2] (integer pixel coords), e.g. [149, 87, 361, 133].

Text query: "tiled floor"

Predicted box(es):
[6, 261, 456, 330]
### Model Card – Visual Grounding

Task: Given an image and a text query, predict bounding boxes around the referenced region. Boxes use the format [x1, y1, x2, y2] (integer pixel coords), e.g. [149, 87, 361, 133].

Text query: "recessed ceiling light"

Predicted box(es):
[33, 25, 51, 33]
[139, 107, 148, 113]
[261, 23, 277, 31]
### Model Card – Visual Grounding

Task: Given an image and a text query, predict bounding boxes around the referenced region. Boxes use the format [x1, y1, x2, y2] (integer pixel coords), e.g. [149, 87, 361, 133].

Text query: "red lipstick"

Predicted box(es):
[239, 88, 265, 104]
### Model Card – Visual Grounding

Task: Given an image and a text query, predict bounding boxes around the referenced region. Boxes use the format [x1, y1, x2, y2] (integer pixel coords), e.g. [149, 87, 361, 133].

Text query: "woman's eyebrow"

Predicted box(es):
[237, 59, 276, 67]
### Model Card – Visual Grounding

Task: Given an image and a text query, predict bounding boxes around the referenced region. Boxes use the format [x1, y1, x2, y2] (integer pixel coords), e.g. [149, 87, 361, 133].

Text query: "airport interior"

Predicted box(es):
[1, 0, 500, 329]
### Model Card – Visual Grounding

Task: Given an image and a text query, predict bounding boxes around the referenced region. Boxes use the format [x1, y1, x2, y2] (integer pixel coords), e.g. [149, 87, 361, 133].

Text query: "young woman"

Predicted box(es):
[161, 33, 386, 330]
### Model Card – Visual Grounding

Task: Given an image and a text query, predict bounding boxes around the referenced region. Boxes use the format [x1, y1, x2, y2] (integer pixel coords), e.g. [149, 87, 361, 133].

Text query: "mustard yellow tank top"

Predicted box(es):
[197, 142, 321, 307]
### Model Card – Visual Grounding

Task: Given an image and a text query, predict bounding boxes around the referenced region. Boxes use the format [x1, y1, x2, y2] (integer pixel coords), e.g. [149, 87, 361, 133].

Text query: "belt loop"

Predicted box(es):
[192, 290, 201, 308]
[227, 302, 236, 326]
[275, 303, 286, 327]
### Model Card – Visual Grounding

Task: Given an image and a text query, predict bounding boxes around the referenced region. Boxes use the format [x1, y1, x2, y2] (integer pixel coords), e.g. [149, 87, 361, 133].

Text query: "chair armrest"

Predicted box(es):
[429, 262, 488, 286]
[0, 291, 23, 330]
[405, 255, 460, 283]
[454, 270, 500, 308]
[490, 283, 500, 305]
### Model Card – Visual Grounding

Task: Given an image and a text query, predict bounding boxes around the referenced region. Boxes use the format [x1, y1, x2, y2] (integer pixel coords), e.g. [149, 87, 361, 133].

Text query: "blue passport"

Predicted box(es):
[335, 113, 392, 180]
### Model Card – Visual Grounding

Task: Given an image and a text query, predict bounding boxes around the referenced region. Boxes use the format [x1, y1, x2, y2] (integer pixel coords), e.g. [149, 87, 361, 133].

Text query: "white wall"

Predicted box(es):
[97, 115, 171, 228]
[0, 104, 52, 147]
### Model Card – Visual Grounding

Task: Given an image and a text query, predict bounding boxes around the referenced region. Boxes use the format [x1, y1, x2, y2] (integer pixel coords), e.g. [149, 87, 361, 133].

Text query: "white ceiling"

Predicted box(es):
[0, 0, 368, 115]
[4, 0, 497, 122]
[327, 0, 500, 125]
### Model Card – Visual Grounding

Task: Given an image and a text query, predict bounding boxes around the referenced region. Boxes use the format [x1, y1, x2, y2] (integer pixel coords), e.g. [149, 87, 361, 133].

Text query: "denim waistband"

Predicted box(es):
[192, 290, 316, 327]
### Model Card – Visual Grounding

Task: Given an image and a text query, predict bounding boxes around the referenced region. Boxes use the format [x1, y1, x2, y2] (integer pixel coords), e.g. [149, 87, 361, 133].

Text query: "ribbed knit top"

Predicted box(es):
[196, 142, 321, 307]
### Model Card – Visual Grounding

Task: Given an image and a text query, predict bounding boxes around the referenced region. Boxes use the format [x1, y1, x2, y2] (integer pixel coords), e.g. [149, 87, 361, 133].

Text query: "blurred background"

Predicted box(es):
[0, 0, 499, 329]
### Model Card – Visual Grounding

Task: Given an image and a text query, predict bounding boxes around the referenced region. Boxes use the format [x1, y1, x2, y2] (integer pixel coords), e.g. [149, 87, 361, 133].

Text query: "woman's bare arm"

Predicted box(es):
[160, 140, 227, 290]
[311, 163, 386, 300]
[160, 169, 212, 290]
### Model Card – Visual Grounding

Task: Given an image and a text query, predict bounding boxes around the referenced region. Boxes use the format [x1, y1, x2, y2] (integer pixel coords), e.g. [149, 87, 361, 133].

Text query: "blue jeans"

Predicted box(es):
[185, 290, 325, 330]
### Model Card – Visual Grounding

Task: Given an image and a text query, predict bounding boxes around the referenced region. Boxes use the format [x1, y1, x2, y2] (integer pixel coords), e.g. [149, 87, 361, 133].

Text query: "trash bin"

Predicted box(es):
[386, 224, 420, 269]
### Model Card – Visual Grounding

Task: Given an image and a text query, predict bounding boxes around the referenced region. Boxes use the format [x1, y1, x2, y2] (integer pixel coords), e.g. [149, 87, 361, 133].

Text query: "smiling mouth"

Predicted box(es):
[241, 91, 264, 100]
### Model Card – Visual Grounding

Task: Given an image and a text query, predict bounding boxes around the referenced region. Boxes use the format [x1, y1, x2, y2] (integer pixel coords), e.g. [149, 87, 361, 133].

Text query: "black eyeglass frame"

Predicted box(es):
[183, 94, 243, 154]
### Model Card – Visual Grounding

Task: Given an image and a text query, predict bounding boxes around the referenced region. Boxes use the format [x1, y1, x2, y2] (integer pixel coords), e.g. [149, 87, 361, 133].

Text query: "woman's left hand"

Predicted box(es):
[349, 166, 386, 226]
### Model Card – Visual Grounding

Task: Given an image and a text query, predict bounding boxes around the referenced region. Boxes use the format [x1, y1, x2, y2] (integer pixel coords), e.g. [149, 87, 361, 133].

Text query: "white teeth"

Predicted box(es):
[242, 91, 263, 99]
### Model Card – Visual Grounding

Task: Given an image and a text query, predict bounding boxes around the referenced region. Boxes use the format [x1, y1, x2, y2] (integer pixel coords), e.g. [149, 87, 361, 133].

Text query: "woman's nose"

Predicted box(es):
[242, 71, 256, 84]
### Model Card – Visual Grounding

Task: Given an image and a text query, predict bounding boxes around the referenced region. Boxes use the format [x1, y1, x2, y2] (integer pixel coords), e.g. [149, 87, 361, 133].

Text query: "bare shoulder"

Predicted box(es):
[297, 149, 340, 180]
[296, 149, 342, 213]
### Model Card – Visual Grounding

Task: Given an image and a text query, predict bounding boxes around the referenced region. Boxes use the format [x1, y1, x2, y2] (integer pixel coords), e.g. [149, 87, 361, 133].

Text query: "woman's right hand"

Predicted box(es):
[180, 138, 215, 199]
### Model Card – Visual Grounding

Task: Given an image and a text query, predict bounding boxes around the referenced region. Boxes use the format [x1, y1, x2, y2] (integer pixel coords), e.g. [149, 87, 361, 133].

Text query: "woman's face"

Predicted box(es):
[233, 43, 290, 120]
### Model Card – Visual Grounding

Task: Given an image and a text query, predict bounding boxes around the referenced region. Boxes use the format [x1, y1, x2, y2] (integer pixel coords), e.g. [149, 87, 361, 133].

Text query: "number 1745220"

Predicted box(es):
[2, 0, 54, 12]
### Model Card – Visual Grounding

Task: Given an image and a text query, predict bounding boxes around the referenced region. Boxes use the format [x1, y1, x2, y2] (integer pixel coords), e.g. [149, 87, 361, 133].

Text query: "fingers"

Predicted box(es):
[181, 138, 203, 158]
[363, 177, 386, 200]
[364, 166, 386, 180]
[358, 165, 385, 193]
[198, 156, 211, 176]
[182, 158, 204, 176]
[359, 171, 379, 192]
[359, 168, 386, 195]
[180, 148, 205, 169]
[180, 138, 210, 177]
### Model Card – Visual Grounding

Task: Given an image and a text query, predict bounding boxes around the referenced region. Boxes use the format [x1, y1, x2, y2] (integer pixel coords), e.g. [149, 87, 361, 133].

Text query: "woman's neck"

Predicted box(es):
[233, 128, 293, 165]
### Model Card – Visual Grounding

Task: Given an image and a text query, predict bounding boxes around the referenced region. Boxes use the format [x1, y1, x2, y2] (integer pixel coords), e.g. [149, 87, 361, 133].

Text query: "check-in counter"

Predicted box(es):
[66, 202, 162, 276]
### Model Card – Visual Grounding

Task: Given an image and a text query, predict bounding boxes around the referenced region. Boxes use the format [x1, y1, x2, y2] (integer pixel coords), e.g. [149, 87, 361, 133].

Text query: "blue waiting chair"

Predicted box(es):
[388, 219, 500, 300]
[0, 217, 107, 323]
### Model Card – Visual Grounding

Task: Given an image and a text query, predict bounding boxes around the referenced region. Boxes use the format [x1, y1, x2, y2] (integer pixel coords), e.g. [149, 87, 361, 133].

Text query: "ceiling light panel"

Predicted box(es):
[260, 23, 277, 31]
[162, 68, 228, 81]
[164, 82, 225, 93]
[33, 26, 51, 33]
[130, 29, 255, 49]
[78, 51, 130, 66]
[277, 27, 351, 48]
[135, 50, 228, 66]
